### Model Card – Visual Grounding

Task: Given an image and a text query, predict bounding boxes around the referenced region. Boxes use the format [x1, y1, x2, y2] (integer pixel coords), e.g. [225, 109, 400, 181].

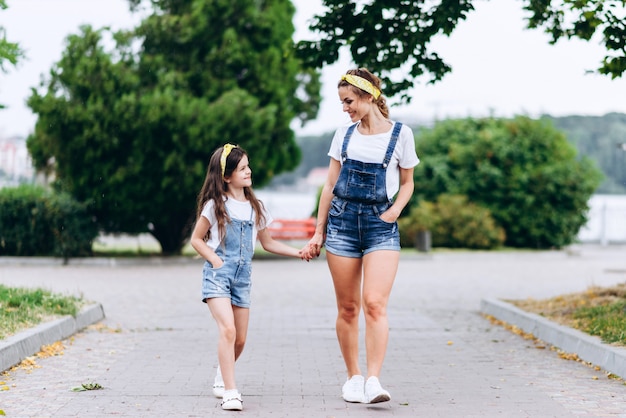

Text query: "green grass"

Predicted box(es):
[0, 285, 85, 339]
[510, 283, 626, 346]
[573, 300, 626, 345]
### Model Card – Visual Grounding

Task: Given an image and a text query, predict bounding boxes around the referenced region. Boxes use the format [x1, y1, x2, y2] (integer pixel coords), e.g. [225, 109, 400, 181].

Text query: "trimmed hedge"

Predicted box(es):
[0, 185, 98, 258]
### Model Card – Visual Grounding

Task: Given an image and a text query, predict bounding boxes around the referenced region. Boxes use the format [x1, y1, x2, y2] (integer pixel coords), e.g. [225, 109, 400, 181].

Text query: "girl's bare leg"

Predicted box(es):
[233, 305, 250, 361]
[207, 298, 249, 391]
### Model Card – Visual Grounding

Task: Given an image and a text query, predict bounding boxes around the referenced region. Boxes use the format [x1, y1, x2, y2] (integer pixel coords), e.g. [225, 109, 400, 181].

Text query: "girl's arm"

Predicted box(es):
[257, 228, 311, 260]
[190, 216, 224, 267]
[381, 166, 415, 223]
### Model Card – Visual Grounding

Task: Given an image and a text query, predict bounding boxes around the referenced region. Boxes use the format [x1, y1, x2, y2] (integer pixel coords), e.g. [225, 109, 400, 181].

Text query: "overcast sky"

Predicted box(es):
[1, 0, 625, 139]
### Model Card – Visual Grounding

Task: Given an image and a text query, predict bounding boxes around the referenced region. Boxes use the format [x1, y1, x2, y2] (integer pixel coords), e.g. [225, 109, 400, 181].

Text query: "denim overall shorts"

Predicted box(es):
[325, 122, 402, 258]
[201, 209, 254, 308]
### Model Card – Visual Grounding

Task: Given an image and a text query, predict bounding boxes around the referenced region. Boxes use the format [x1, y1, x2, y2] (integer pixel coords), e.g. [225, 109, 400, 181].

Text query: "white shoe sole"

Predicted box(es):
[342, 394, 365, 403]
[367, 392, 390, 403]
[221, 399, 243, 410]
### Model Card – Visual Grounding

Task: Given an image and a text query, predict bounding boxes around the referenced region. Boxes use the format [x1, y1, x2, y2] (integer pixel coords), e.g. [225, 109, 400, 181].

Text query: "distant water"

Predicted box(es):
[578, 194, 626, 244]
[257, 191, 626, 244]
[98, 192, 626, 249]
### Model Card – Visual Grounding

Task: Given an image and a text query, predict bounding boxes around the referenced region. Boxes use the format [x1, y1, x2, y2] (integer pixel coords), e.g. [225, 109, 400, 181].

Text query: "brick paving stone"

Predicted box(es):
[0, 245, 625, 417]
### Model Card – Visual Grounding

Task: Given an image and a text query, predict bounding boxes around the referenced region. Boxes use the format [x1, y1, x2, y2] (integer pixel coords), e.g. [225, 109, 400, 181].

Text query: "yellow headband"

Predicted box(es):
[220, 143, 238, 177]
[341, 74, 381, 99]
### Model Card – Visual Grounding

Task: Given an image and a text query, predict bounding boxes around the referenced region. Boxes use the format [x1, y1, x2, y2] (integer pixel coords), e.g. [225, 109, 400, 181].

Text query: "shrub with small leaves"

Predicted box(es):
[399, 194, 505, 249]
[412, 116, 602, 248]
[0, 185, 98, 258]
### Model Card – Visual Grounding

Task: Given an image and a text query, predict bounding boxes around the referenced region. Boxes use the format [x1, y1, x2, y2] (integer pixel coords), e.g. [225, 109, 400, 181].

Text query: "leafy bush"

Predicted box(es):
[399, 194, 505, 249]
[0, 185, 98, 258]
[412, 117, 603, 249]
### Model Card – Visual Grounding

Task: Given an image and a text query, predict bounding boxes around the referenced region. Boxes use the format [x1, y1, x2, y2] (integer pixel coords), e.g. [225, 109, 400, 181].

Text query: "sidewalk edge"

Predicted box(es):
[0, 303, 105, 373]
[480, 298, 626, 379]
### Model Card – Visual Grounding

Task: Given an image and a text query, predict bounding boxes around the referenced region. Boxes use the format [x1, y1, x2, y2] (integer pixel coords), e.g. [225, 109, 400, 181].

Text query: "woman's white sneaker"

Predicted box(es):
[342, 375, 365, 403]
[365, 376, 390, 403]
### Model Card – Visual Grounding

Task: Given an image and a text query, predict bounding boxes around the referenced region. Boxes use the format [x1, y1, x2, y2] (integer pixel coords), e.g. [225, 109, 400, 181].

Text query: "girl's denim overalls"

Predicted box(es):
[325, 122, 402, 258]
[202, 208, 254, 308]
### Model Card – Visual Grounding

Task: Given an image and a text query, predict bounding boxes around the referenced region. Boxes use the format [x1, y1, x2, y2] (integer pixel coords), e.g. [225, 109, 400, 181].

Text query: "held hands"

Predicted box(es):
[300, 232, 324, 261]
[298, 248, 314, 262]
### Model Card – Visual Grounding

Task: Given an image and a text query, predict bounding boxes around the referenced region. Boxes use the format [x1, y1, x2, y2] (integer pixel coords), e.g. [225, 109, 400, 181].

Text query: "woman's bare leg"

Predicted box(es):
[327, 253, 363, 377]
[362, 250, 399, 378]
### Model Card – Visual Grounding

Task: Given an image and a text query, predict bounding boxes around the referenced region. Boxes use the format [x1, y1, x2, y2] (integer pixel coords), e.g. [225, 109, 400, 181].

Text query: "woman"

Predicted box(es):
[304, 68, 419, 403]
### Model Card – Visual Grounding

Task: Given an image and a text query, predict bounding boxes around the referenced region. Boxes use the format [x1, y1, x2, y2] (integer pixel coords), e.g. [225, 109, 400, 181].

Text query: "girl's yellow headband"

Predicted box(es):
[340, 74, 381, 99]
[220, 143, 238, 177]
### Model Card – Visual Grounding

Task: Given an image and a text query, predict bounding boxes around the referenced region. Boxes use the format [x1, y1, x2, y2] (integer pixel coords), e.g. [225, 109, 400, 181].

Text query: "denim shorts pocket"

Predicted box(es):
[376, 210, 396, 224]
[204, 259, 225, 272]
[377, 215, 395, 224]
[212, 259, 226, 270]
[328, 198, 346, 217]
[372, 202, 394, 223]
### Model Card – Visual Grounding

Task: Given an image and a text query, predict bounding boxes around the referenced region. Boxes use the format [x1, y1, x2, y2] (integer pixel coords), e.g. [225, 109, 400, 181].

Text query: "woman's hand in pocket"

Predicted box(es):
[380, 207, 400, 223]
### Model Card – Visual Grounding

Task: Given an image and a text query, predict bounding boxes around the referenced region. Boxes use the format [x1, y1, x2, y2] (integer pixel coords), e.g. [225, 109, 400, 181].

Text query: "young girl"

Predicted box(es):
[190, 144, 310, 411]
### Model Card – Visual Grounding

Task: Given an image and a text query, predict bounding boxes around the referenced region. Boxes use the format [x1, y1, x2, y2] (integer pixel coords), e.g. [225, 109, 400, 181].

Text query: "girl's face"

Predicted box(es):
[226, 154, 252, 189]
[338, 86, 372, 122]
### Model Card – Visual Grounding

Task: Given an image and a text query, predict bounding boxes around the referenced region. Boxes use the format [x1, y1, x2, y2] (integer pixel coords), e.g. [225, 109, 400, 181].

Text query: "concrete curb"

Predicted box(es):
[0, 256, 198, 267]
[0, 303, 105, 373]
[0, 250, 432, 267]
[481, 298, 626, 379]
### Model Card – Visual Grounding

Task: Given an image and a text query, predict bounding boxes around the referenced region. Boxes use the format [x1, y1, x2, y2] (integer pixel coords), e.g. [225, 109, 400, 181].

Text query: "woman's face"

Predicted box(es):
[338, 86, 371, 122]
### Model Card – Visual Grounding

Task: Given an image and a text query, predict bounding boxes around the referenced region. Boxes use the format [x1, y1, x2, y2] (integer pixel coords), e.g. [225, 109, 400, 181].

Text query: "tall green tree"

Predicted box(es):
[27, 0, 320, 255]
[525, 0, 626, 79]
[413, 116, 603, 249]
[0, 0, 24, 109]
[297, 0, 475, 102]
[297, 0, 625, 102]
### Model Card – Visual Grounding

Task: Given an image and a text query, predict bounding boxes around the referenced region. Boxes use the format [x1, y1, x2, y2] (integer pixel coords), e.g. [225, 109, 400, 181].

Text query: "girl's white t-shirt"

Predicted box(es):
[328, 121, 420, 200]
[200, 197, 272, 250]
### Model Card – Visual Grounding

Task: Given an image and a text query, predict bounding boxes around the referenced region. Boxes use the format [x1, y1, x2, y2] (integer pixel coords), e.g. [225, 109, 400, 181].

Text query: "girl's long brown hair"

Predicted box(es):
[195, 145, 267, 242]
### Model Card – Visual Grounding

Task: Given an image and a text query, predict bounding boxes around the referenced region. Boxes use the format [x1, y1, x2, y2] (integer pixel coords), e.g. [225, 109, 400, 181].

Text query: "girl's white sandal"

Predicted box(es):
[221, 393, 243, 411]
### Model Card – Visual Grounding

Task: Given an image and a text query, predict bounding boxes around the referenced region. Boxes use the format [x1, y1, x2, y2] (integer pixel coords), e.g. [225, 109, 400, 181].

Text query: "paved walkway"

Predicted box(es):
[1, 245, 626, 417]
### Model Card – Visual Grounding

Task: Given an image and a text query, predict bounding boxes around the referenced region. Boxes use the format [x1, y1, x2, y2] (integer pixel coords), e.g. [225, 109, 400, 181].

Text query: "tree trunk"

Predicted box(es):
[150, 217, 193, 256]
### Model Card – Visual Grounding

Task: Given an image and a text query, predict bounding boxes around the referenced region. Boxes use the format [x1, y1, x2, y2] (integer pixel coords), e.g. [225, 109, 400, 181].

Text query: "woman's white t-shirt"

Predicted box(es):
[200, 197, 272, 250]
[328, 121, 420, 200]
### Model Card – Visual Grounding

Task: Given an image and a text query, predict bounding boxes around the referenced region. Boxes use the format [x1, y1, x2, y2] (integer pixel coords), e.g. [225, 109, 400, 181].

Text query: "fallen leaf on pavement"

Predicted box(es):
[70, 382, 103, 392]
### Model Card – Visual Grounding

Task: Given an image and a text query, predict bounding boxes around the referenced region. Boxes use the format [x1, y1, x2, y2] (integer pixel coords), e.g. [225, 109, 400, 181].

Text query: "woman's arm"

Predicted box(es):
[190, 216, 223, 267]
[381, 166, 414, 223]
[305, 158, 341, 257]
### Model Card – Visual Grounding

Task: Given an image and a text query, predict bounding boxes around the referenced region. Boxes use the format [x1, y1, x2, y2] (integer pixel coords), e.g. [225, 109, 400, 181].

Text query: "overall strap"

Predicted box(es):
[382, 122, 402, 168]
[340, 123, 358, 162]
